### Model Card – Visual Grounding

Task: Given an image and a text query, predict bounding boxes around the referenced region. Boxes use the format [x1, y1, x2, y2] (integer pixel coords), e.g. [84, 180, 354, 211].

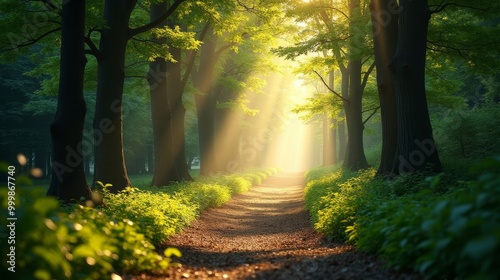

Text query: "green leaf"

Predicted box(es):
[468, 156, 500, 174]
[164, 247, 182, 258]
[462, 236, 497, 259]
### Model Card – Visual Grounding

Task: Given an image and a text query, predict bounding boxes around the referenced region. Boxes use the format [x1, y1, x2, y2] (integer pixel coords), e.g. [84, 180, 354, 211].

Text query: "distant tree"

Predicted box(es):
[192, 1, 283, 175]
[0, 58, 52, 174]
[212, 39, 272, 172]
[277, 0, 376, 170]
[46, 0, 93, 202]
[148, 2, 196, 185]
[369, 0, 398, 175]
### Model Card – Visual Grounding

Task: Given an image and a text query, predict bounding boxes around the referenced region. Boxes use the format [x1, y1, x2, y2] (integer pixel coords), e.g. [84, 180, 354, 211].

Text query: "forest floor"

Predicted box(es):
[128, 173, 422, 280]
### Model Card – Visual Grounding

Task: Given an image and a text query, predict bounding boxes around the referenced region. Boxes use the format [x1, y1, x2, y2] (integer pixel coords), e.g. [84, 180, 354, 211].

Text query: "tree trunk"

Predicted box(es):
[342, 0, 369, 171]
[47, 0, 93, 203]
[391, 0, 442, 174]
[93, 0, 135, 193]
[343, 59, 370, 170]
[195, 94, 217, 175]
[323, 70, 337, 166]
[149, 55, 179, 184]
[328, 70, 337, 165]
[168, 43, 192, 181]
[338, 67, 349, 161]
[148, 3, 188, 185]
[193, 28, 218, 176]
[322, 113, 332, 165]
[370, 0, 399, 176]
[214, 105, 242, 173]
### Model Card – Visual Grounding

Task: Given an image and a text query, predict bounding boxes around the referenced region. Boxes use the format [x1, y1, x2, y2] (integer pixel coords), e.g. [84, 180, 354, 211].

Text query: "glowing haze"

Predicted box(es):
[193, 55, 320, 174]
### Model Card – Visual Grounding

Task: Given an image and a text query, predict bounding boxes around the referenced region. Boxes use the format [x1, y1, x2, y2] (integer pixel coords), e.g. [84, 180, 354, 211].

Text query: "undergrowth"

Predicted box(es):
[304, 157, 500, 279]
[0, 167, 277, 279]
[0, 188, 181, 280]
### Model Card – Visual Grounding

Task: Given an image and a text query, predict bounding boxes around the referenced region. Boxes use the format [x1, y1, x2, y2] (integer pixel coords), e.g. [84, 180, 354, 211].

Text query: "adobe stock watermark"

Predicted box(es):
[370, 0, 400, 38]
[5, 165, 17, 273]
[397, 138, 438, 173]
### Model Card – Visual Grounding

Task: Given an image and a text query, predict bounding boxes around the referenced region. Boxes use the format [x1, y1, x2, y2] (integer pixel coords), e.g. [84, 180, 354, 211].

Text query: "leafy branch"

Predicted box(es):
[128, 0, 187, 38]
[312, 70, 349, 103]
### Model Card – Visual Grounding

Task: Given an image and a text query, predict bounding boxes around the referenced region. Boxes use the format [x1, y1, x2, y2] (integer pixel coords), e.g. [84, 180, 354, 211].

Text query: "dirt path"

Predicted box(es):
[134, 173, 420, 279]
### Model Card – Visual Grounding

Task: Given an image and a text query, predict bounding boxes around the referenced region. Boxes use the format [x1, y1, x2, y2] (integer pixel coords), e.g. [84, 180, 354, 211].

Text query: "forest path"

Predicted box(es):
[132, 173, 419, 280]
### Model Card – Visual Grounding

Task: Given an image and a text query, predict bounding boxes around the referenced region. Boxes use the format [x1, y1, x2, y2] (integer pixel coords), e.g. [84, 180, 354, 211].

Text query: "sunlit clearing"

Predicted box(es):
[260, 77, 318, 172]
[225, 62, 318, 172]
[197, 55, 319, 174]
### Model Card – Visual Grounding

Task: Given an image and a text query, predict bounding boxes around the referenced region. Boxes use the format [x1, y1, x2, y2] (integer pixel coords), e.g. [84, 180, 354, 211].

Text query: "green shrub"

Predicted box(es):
[0, 188, 179, 280]
[304, 164, 341, 182]
[353, 157, 500, 279]
[434, 105, 500, 160]
[100, 185, 198, 245]
[304, 168, 375, 241]
[306, 157, 500, 279]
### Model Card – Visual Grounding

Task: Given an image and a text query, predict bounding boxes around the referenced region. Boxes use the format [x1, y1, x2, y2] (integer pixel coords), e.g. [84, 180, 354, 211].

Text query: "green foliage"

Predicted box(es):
[355, 157, 500, 279]
[99, 184, 198, 245]
[305, 157, 500, 279]
[433, 105, 500, 160]
[305, 168, 377, 241]
[304, 164, 341, 182]
[0, 188, 177, 280]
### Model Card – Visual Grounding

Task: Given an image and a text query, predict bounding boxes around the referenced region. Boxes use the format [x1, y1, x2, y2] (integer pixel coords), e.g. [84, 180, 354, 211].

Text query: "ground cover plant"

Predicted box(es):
[304, 158, 500, 279]
[0, 168, 277, 279]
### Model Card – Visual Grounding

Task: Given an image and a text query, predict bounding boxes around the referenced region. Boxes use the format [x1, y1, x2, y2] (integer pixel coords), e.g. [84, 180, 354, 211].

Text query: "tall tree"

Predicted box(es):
[92, 0, 136, 193]
[192, 25, 219, 176]
[46, 0, 93, 202]
[370, 0, 398, 175]
[91, 0, 187, 192]
[342, 0, 371, 170]
[148, 2, 194, 185]
[278, 0, 376, 171]
[323, 70, 337, 166]
[390, 0, 442, 174]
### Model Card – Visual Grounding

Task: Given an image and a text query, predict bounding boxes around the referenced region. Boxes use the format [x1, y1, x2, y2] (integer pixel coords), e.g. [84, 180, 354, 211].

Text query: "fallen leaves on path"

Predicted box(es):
[128, 173, 421, 280]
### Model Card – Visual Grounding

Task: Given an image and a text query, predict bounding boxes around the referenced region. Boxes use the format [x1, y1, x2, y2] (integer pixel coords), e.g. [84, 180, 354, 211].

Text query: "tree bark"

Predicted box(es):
[148, 3, 191, 185]
[370, 0, 399, 176]
[322, 113, 332, 165]
[343, 59, 370, 170]
[168, 43, 192, 181]
[323, 70, 337, 166]
[92, 0, 136, 193]
[192, 28, 218, 176]
[47, 0, 93, 203]
[391, 0, 442, 174]
[214, 105, 243, 173]
[338, 68, 349, 161]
